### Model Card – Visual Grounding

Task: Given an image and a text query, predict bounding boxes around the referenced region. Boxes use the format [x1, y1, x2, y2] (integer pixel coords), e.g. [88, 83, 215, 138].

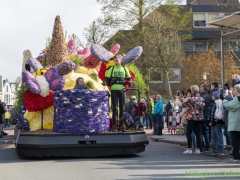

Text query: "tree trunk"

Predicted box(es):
[164, 71, 173, 101]
[138, 0, 143, 31]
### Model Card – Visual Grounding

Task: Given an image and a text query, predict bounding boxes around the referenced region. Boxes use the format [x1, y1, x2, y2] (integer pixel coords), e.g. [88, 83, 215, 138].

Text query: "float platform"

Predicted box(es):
[14, 128, 148, 157]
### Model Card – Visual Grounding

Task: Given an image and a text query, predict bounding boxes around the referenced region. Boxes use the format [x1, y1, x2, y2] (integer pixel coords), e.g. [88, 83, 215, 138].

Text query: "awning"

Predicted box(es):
[208, 11, 240, 29]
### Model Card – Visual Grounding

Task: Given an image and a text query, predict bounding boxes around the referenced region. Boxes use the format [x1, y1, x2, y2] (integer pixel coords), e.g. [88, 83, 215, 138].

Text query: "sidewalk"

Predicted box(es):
[145, 127, 232, 150]
[0, 125, 15, 144]
[145, 128, 187, 146]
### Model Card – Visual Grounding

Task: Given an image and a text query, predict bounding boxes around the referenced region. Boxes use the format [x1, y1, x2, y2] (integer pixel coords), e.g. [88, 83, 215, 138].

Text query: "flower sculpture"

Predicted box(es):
[90, 44, 142, 88]
[23, 91, 54, 112]
[67, 40, 77, 55]
[28, 57, 43, 71]
[83, 44, 120, 69]
[44, 67, 66, 91]
[22, 70, 41, 94]
[23, 59, 67, 116]
[57, 60, 76, 76]
[78, 47, 91, 59]
[20, 15, 110, 133]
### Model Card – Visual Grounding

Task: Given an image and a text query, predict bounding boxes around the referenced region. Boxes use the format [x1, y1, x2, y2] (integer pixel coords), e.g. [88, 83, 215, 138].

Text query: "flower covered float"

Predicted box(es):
[20, 15, 143, 134]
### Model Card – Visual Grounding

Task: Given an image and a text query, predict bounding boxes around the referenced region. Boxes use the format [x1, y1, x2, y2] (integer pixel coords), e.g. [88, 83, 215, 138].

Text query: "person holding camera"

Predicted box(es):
[175, 89, 196, 150]
[182, 85, 205, 155]
[102, 53, 132, 131]
[223, 84, 240, 164]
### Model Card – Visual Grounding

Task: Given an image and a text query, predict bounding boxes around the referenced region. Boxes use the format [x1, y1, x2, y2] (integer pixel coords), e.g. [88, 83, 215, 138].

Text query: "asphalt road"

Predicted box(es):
[0, 129, 240, 180]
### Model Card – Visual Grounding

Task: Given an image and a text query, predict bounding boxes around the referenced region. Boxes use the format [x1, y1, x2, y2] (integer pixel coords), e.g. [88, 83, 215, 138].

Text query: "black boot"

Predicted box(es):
[2, 131, 8, 136]
[156, 128, 162, 135]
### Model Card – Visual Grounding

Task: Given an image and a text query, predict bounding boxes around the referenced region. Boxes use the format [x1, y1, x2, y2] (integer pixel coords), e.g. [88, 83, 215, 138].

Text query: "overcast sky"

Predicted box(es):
[0, 0, 102, 82]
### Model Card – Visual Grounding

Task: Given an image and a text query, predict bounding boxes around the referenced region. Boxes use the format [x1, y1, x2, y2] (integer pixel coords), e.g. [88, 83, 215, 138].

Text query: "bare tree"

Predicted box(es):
[83, 18, 110, 45]
[68, 33, 86, 50]
[142, 10, 184, 99]
[97, 0, 183, 32]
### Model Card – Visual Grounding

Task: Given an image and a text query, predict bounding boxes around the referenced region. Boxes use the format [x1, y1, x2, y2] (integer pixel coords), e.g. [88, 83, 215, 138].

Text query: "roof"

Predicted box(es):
[208, 11, 240, 28]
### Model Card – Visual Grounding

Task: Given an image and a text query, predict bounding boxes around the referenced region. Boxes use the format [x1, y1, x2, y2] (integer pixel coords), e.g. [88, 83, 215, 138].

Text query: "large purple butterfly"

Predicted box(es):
[90, 44, 143, 65]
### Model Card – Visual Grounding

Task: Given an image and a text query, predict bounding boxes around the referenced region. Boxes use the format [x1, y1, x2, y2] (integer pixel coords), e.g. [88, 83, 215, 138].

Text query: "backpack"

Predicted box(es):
[214, 99, 224, 120]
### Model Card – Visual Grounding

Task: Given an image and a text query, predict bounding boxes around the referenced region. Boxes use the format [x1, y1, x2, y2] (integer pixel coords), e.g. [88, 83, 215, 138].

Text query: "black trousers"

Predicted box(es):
[111, 90, 125, 126]
[187, 120, 202, 149]
[231, 131, 240, 160]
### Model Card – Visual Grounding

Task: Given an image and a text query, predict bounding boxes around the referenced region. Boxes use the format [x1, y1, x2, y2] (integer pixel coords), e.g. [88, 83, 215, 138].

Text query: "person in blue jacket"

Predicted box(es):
[153, 94, 164, 135]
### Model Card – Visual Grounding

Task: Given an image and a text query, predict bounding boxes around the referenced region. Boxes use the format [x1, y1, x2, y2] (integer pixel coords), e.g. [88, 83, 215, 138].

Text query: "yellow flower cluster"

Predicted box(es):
[24, 106, 54, 131]
[75, 66, 96, 75]
[105, 60, 115, 76]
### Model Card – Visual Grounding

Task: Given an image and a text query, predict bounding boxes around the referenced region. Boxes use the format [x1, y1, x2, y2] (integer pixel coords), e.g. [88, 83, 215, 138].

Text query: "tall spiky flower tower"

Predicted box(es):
[46, 16, 68, 67]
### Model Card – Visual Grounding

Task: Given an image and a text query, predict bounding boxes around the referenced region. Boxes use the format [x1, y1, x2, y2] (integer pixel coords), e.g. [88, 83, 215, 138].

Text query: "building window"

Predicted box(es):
[193, 13, 206, 27]
[228, 41, 239, 52]
[184, 42, 193, 53]
[169, 68, 181, 83]
[208, 13, 219, 27]
[149, 68, 163, 83]
[195, 42, 206, 52]
[208, 41, 220, 52]
[193, 13, 223, 28]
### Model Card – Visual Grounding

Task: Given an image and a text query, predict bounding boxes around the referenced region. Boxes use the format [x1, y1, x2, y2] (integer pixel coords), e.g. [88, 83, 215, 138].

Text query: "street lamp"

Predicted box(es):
[202, 72, 209, 84]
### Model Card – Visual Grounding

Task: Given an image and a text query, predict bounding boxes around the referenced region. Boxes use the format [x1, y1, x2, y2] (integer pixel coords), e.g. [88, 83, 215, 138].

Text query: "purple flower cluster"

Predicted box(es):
[91, 44, 111, 63]
[122, 46, 143, 65]
[28, 57, 43, 71]
[124, 112, 134, 128]
[45, 67, 65, 91]
[53, 89, 110, 134]
[22, 70, 41, 94]
[57, 60, 76, 76]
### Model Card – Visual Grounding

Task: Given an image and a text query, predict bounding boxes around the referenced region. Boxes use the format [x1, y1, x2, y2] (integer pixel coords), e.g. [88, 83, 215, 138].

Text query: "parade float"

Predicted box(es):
[14, 16, 148, 157]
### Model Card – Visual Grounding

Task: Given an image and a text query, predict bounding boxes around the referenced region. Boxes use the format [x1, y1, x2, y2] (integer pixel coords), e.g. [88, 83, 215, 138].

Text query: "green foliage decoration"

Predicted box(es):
[13, 84, 27, 123]
[86, 80, 95, 89]
[127, 63, 147, 97]
[89, 72, 99, 81]
[70, 55, 83, 66]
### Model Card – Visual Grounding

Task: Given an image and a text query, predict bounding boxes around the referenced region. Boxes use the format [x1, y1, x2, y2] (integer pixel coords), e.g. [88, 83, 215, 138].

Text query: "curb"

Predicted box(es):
[148, 137, 232, 151]
[148, 137, 187, 146]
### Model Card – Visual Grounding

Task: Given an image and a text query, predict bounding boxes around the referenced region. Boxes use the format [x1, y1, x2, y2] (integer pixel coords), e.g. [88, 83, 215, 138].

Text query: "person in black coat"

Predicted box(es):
[165, 100, 173, 128]
[200, 83, 212, 152]
[0, 101, 6, 138]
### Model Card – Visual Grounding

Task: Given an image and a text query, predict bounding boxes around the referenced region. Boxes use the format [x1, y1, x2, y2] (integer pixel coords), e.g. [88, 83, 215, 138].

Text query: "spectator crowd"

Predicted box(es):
[124, 74, 240, 164]
[173, 75, 240, 164]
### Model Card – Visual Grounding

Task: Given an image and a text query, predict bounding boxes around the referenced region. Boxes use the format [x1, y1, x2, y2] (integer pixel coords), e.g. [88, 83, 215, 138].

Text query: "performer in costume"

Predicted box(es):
[102, 53, 132, 131]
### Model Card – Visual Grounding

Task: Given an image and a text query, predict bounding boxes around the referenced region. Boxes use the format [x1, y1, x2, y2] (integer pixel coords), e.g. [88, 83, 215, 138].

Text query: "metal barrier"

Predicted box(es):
[168, 108, 181, 135]
[110, 88, 140, 133]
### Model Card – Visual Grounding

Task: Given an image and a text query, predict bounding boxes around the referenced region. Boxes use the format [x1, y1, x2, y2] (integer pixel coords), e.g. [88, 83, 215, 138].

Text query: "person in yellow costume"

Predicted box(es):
[4, 107, 11, 128]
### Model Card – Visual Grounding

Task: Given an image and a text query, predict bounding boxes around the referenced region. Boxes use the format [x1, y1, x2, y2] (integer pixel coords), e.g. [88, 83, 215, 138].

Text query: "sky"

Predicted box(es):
[0, 0, 102, 82]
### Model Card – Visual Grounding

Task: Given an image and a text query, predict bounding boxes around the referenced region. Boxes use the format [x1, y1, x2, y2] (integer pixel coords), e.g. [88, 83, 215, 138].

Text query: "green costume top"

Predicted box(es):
[107, 66, 131, 90]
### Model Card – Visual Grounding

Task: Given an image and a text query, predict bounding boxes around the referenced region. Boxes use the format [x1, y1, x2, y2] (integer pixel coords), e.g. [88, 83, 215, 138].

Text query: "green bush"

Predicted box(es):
[127, 63, 147, 98]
